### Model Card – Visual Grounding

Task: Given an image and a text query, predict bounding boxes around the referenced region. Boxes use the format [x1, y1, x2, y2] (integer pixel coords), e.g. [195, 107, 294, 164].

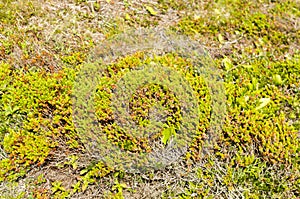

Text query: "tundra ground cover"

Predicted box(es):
[0, 0, 299, 198]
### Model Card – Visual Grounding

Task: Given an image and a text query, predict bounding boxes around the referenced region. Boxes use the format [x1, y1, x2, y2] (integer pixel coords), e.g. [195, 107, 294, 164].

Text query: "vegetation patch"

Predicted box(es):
[0, 0, 299, 198]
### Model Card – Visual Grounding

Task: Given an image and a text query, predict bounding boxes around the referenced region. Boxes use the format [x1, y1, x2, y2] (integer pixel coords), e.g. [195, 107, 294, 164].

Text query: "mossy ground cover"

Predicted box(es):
[0, 0, 299, 198]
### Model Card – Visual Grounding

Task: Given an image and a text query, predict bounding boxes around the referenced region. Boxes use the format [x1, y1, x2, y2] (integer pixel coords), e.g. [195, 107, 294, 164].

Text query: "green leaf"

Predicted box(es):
[242, 64, 253, 69]
[273, 74, 283, 85]
[125, 13, 131, 20]
[80, 169, 88, 175]
[255, 98, 271, 110]
[51, 181, 64, 192]
[217, 34, 224, 43]
[161, 126, 176, 145]
[222, 57, 233, 70]
[146, 6, 157, 16]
